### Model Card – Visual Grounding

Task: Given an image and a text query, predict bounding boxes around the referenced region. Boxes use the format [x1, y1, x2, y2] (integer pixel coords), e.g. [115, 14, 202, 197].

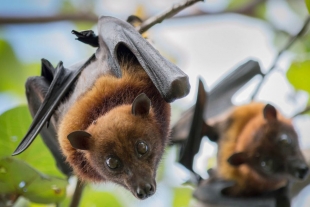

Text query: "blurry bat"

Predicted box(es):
[193, 103, 308, 207]
[214, 103, 308, 197]
[12, 16, 190, 199]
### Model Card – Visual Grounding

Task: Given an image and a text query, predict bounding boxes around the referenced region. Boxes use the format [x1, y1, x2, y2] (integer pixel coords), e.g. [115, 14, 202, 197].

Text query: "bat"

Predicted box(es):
[193, 103, 308, 207]
[215, 103, 308, 196]
[12, 16, 190, 199]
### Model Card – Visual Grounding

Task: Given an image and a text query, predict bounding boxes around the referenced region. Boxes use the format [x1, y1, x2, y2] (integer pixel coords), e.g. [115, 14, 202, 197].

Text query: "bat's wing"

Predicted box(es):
[170, 60, 262, 144]
[12, 55, 95, 156]
[177, 78, 208, 175]
[193, 177, 290, 207]
[206, 60, 262, 119]
[22, 59, 72, 176]
[13, 16, 190, 156]
[95, 16, 190, 103]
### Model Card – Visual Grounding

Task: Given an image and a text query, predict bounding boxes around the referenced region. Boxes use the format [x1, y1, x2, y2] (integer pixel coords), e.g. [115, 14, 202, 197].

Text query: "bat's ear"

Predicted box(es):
[263, 104, 277, 121]
[67, 130, 92, 150]
[41, 58, 55, 82]
[132, 93, 151, 116]
[227, 152, 248, 166]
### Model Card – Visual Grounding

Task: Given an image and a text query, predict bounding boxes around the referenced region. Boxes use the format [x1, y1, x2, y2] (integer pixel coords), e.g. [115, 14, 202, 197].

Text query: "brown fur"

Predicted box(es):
[215, 102, 297, 196]
[58, 62, 170, 183]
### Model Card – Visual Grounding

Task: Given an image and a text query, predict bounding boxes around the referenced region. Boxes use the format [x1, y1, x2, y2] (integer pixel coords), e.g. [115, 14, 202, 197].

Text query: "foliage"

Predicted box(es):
[0, 157, 67, 204]
[0, 106, 64, 177]
[287, 60, 310, 94]
[78, 186, 123, 207]
[0, 40, 40, 97]
[172, 187, 193, 207]
[0, 106, 67, 205]
[305, 0, 310, 13]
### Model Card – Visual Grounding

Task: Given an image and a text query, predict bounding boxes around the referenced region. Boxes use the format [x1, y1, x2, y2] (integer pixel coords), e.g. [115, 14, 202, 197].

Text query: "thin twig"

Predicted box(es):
[0, 0, 267, 26]
[251, 15, 310, 100]
[137, 0, 203, 33]
[292, 105, 310, 118]
[69, 178, 85, 207]
[174, 0, 266, 19]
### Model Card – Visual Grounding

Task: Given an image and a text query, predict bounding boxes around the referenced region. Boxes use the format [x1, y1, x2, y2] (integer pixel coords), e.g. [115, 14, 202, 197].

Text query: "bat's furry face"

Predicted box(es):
[67, 94, 164, 199]
[228, 104, 309, 181]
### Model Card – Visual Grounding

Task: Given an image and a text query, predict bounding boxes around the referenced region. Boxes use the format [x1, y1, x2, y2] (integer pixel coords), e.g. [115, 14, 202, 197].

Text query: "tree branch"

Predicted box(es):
[174, 0, 266, 19]
[69, 178, 85, 207]
[251, 15, 310, 100]
[0, 0, 266, 27]
[137, 0, 203, 33]
[0, 13, 98, 25]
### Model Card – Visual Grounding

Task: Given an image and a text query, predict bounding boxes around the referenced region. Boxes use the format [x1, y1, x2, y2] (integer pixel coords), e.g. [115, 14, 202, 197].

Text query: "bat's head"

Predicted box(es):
[228, 104, 309, 181]
[67, 93, 165, 199]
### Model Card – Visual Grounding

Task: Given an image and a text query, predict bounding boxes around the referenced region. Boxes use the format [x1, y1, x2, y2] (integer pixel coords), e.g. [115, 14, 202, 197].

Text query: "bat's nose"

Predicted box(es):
[136, 183, 155, 199]
[295, 164, 309, 179]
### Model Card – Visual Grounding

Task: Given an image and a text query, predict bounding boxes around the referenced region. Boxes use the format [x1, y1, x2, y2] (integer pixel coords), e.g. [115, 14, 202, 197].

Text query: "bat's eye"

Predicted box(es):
[261, 158, 273, 172]
[279, 134, 291, 146]
[106, 157, 120, 169]
[136, 141, 148, 156]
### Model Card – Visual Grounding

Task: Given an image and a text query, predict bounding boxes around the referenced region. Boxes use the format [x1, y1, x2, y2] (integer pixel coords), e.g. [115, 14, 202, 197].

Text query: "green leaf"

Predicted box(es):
[78, 185, 123, 207]
[286, 60, 310, 93]
[253, 1, 267, 20]
[227, 0, 249, 10]
[0, 157, 67, 204]
[0, 106, 64, 177]
[172, 186, 193, 207]
[305, 0, 310, 13]
[0, 39, 40, 97]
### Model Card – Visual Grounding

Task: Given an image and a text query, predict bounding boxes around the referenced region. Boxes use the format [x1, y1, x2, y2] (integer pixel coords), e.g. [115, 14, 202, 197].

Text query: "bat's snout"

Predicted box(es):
[294, 164, 309, 179]
[136, 182, 155, 199]
[289, 160, 309, 180]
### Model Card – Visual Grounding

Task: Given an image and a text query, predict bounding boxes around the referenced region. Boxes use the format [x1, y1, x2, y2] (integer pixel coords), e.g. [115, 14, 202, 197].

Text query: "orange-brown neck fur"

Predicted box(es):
[216, 102, 291, 196]
[58, 62, 170, 181]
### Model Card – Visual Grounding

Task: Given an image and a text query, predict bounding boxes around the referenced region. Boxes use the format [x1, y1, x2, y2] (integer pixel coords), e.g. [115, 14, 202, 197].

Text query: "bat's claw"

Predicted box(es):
[71, 30, 99, 47]
[194, 178, 284, 207]
[193, 178, 235, 203]
[126, 15, 142, 27]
